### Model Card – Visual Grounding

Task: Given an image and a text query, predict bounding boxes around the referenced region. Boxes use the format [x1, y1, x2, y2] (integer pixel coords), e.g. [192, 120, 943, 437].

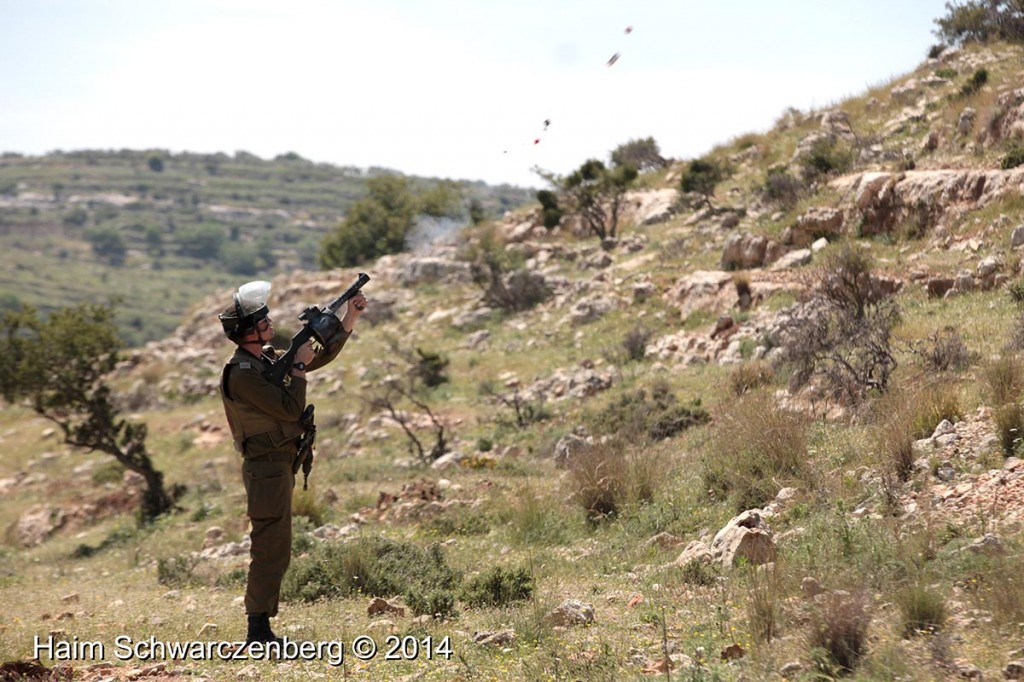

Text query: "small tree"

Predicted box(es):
[934, 0, 1024, 46]
[364, 338, 450, 465]
[0, 304, 177, 522]
[680, 157, 728, 208]
[319, 176, 465, 268]
[536, 189, 563, 230]
[85, 226, 128, 266]
[611, 136, 667, 172]
[561, 159, 638, 239]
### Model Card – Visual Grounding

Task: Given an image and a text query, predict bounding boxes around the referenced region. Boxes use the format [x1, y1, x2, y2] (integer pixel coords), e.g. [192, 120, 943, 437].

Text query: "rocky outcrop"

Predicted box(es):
[832, 169, 1024, 236]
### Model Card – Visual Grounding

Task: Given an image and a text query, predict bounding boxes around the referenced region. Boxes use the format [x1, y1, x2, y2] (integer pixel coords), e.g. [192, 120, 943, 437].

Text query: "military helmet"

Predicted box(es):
[219, 281, 271, 341]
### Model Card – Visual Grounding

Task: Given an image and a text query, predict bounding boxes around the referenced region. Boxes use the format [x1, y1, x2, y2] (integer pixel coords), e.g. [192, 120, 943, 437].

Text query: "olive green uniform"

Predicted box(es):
[220, 347, 306, 618]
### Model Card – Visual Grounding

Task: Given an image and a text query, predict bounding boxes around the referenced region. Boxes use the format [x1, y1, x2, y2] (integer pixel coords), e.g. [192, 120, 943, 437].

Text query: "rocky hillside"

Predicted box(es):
[6, 40, 1024, 681]
[0, 149, 533, 345]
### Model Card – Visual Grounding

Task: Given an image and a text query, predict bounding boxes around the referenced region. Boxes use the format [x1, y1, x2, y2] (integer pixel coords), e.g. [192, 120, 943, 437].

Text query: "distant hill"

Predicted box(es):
[0, 149, 534, 345]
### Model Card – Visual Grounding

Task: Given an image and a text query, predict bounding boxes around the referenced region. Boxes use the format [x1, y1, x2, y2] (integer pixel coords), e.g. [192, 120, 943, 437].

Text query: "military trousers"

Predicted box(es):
[241, 457, 295, 617]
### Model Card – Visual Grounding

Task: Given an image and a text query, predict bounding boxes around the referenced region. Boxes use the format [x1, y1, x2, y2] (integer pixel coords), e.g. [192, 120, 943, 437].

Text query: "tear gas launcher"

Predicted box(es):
[264, 272, 370, 387]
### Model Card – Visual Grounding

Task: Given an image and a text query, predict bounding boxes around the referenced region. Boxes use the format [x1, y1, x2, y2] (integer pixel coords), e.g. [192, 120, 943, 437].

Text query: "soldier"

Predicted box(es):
[218, 280, 367, 644]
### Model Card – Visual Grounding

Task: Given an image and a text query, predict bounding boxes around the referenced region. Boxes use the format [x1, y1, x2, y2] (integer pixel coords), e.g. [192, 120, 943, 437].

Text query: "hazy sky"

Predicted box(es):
[1, 0, 949, 188]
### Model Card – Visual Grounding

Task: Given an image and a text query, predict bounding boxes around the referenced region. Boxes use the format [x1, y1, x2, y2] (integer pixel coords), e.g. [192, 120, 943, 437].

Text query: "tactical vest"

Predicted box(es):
[220, 349, 304, 457]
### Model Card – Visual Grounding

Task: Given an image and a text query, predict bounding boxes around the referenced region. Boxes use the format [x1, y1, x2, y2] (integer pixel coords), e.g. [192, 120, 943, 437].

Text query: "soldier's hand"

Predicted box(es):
[348, 293, 368, 317]
[296, 340, 316, 365]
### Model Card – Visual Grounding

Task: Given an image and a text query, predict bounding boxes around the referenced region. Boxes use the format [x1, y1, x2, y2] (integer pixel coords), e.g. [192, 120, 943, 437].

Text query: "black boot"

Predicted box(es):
[245, 613, 283, 645]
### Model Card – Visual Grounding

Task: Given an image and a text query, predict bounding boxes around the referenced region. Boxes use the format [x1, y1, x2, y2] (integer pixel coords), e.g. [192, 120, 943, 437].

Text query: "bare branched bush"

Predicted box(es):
[363, 338, 450, 465]
[621, 325, 654, 363]
[785, 246, 900, 405]
[473, 264, 552, 312]
[703, 390, 811, 511]
[478, 381, 550, 428]
[809, 590, 872, 674]
[909, 326, 975, 372]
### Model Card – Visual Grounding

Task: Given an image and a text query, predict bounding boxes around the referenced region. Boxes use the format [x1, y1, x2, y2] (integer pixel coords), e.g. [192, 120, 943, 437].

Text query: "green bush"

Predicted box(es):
[85, 227, 127, 266]
[414, 348, 449, 388]
[591, 380, 709, 442]
[802, 137, 854, 180]
[462, 566, 534, 608]
[960, 68, 989, 97]
[536, 189, 563, 230]
[281, 536, 461, 615]
[935, 2, 1024, 46]
[680, 157, 728, 207]
[1001, 143, 1024, 169]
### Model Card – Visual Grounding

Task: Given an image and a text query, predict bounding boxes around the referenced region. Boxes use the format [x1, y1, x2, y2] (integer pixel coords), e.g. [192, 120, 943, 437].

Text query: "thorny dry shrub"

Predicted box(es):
[702, 389, 811, 511]
[809, 590, 872, 675]
[908, 326, 976, 372]
[784, 246, 900, 406]
[729, 360, 774, 396]
[565, 436, 661, 522]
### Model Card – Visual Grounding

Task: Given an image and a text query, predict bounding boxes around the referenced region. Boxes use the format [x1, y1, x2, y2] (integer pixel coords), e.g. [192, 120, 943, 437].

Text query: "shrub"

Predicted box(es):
[983, 354, 1024, 406]
[565, 437, 662, 522]
[909, 326, 975, 372]
[610, 136, 667, 172]
[414, 348, 449, 388]
[680, 157, 728, 207]
[729, 361, 774, 396]
[85, 226, 127, 266]
[462, 566, 534, 608]
[801, 137, 855, 181]
[591, 380, 709, 442]
[621, 325, 654, 363]
[760, 165, 804, 209]
[959, 68, 989, 97]
[785, 246, 901, 404]
[281, 536, 461, 616]
[703, 390, 810, 511]
[157, 555, 201, 588]
[536, 189, 563, 229]
[935, 2, 1024, 46]
[1002, 142, 1024, 170]
[560, 159, 638, 239]
[897, 583, 947, 637]
[678, 559, 720, 586]
[809, 591, 872, 674]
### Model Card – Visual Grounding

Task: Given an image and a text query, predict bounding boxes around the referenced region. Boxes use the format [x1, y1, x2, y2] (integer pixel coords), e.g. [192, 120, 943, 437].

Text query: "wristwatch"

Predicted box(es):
[293, 362, 307, 371]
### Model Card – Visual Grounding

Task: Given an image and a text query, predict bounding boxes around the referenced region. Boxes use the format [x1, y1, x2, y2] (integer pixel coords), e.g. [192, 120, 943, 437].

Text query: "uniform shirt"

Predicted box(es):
[220, 347, 306, 458]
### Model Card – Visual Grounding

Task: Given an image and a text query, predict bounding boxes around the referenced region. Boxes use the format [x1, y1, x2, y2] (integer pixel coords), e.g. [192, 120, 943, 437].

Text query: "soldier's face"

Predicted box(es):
[254, 316, 274, 341]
